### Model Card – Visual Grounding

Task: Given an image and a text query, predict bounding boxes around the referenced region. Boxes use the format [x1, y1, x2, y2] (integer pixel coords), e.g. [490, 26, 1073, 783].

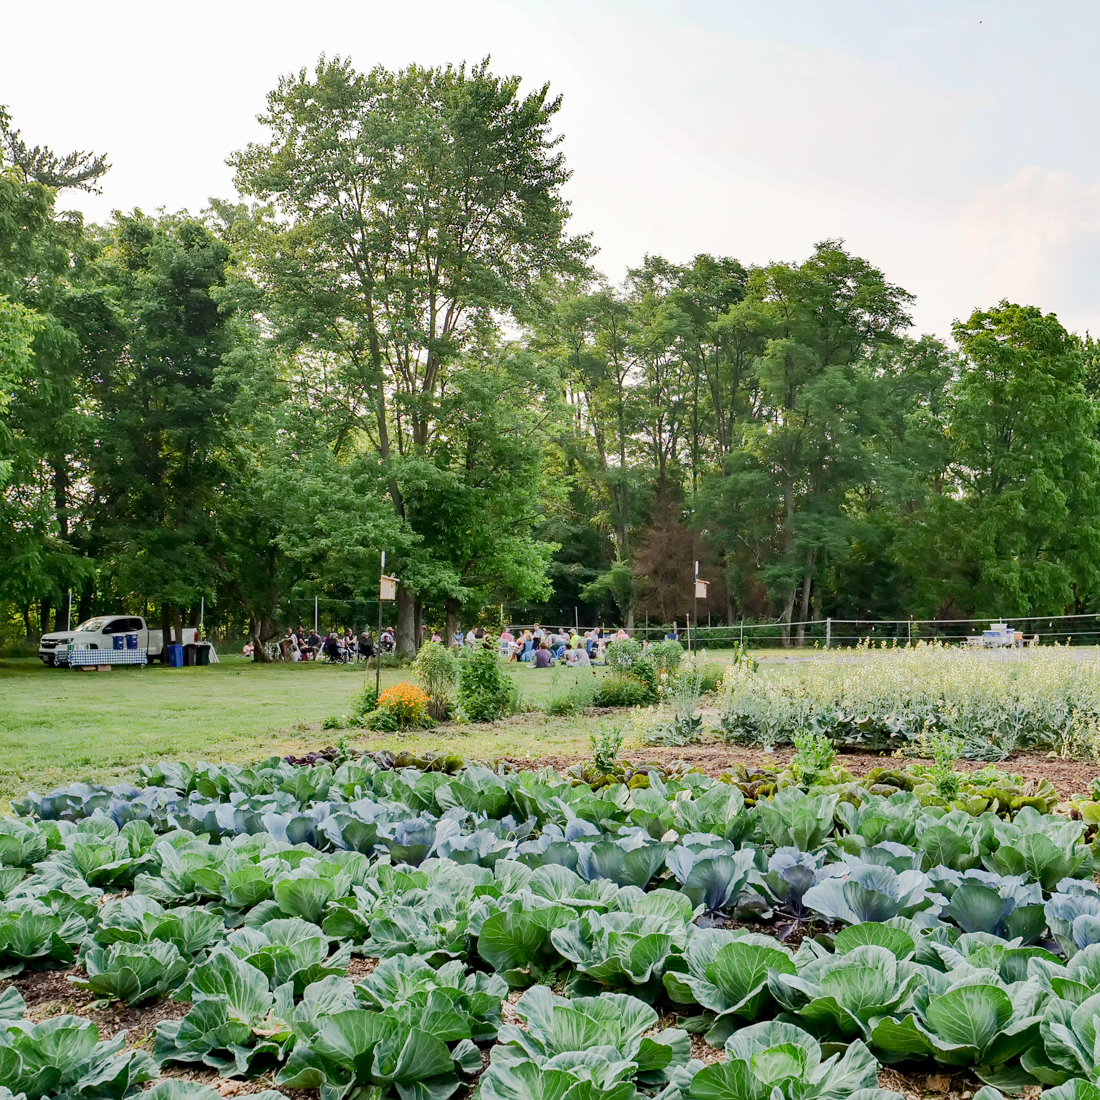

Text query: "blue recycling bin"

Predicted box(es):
[112, 634, 124, 650]
[126, 633, 138, 649]
[166, 644, 184, 667]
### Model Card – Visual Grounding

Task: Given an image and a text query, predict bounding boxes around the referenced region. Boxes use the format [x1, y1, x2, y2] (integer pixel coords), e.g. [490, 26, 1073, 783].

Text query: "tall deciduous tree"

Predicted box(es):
[893, 302, 1100, 616]
[230, 56, 589, 651]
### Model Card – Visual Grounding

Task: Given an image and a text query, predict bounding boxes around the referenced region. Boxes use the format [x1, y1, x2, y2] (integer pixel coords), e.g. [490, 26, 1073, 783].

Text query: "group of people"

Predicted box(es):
[496, 624, 631, 668]
[242, 625, 397, 663]
[242, 619, 633, 665]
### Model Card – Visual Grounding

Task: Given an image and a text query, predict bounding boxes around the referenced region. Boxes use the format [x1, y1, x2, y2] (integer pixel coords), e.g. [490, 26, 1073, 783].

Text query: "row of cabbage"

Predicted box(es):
[2, 757, 1100, 1100]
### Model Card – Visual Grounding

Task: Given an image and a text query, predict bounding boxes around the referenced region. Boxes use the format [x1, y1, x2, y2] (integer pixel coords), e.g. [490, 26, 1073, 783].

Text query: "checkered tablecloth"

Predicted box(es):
[67, 648, 148, 667]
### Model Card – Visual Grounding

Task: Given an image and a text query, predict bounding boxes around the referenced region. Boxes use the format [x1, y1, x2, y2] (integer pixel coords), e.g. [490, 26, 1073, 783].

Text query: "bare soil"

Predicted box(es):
[511, 744, 1100, 800]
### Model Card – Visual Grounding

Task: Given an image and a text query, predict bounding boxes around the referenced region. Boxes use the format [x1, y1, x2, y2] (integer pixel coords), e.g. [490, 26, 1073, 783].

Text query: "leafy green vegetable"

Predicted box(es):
[664, 930, 795, 1045]
[72, 939, 189, 1005]
[154, 950, 293, 1076]
[688, 1020, 899, 1100]
[0, 1015, 155, 1100]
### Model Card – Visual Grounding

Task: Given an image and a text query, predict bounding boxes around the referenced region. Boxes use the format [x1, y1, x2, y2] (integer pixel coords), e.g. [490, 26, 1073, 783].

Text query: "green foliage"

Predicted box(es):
[690, 1021, 896, 1100]
[457, 648, 512, 722]
[589, 721, 625, 773]
[789, 730, 836, 788]
[604, 639, 644, 672]
[413, 640, 460, 720]
[72, 939, 189, 1006]
[594, 674, 653, 708]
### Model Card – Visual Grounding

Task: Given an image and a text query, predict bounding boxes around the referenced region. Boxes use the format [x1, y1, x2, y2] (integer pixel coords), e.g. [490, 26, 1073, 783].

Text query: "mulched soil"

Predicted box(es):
[506, 744, 1100, 800]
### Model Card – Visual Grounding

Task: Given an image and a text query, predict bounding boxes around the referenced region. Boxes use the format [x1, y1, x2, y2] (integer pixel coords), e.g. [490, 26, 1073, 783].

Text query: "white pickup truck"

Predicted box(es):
[38, 616, 198, 667]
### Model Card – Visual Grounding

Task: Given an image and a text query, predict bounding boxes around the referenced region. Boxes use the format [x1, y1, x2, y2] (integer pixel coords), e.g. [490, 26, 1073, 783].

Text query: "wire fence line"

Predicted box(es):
[230, 595, 1100, 649]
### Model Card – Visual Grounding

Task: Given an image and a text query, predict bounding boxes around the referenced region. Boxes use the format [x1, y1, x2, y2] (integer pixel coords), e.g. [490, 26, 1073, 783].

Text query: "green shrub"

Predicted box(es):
[604, 639, 644, 672]
[646, 639, 684, 678]
[593, 674, 652, 708]
[457, 648, 511, 722]
[352, 684, 379, 716]
[366, 708, 400, 732]
[413, 640, 459, 720]
[589, 721, 625, 773]
[321, 715, 346, 730]
[699, 661, 723, 693]
[627, 658, 659, 701]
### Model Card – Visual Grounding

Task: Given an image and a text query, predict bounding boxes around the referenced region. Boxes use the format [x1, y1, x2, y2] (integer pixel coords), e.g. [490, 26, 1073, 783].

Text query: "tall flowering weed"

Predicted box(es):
[718, 640, 1100, 755]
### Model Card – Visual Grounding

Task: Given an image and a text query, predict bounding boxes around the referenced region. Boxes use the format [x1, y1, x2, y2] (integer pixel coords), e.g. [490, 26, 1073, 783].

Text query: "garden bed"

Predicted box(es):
[2, 747, 1100, 1100]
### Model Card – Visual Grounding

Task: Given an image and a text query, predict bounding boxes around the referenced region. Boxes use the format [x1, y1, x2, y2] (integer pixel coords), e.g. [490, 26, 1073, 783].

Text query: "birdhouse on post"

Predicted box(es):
[695, 578, 708, 599]
[380, 574, 398, 601]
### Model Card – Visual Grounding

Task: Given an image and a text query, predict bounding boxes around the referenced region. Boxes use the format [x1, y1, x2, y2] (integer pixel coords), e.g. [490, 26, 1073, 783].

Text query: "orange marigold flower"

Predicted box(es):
[376, 682, 429, 726]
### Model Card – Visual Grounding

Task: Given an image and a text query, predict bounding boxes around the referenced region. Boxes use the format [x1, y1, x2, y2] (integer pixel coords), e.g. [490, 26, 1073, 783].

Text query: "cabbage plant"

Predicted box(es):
[276, 997, 482, 1099]
[663, 930, 795, 1045]
[769, 943, 926, 1042]
[489, 985, 691, 1089]
[0, 1015, 155, 1100]
[869, 973, 1044, 1073]
[549, 891, 694, 998]
[756, 790, 839, 852]
[803, 863, 938, 926]
[355, 955, 508, 1042]
[154, 950, 294, 1076]
[688, 1020, 901, 1100]
[1047, 884, 1100, 958]
[72, 938, 189, 1006]
[224, 917, 351, 995]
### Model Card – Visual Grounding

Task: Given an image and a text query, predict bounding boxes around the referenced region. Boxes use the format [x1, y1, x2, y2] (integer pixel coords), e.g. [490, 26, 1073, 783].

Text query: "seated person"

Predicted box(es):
[533, 642, 552, 668]
[358, 631, 375, 660]
[564, 645, 591, 667]
[548, 629, 567, 658]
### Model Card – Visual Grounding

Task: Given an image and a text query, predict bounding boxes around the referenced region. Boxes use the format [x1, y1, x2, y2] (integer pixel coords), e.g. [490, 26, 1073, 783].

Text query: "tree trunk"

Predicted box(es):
[249, 613, 273, 662]
[413, 600, 423, 652]
[171, 606, 184, 646]
[160, 605, 172, 663]
[396, 585, 415, 655]
[38, 598, 51, 637]
[626, 605, 635, 632]
[780, 588, 796, 648]
[795, 547, 817, 647]
[21, 605, 32, 638]
[445, 599, 460, 649]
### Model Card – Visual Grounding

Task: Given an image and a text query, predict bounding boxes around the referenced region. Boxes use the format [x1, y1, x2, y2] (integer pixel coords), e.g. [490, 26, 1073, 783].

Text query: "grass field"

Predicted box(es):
[0, 654, 636, 808]
[0, 643, 919, 809]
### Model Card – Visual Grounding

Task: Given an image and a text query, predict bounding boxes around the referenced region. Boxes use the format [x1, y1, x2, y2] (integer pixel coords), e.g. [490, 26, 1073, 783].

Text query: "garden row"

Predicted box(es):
[359, 640, 1100, 769]
[3, 753, 1100, 1100]
[717, 642, 1100, 760]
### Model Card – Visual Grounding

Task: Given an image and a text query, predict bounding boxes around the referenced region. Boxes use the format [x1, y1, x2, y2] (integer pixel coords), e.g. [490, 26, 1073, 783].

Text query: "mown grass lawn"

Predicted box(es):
[0, 645, 788, 809]
[0, 655, 615, 808]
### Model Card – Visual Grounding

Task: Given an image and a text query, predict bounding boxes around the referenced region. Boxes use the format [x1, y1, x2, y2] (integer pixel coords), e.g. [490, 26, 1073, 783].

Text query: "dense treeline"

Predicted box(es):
[3, 58, 1100, 656]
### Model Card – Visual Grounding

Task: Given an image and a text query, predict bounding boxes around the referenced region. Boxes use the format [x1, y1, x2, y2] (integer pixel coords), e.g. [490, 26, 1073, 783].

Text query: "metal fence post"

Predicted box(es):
[826, 618, 832, 649]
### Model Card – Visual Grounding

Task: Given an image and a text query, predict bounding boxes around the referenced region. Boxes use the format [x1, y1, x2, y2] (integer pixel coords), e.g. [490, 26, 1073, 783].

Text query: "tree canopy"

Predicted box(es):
[3, 58, 1100, 655]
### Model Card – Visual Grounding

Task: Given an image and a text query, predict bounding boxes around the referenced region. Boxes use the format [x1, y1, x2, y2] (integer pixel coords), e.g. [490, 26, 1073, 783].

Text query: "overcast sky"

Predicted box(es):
[4, 0, 1098, 338]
